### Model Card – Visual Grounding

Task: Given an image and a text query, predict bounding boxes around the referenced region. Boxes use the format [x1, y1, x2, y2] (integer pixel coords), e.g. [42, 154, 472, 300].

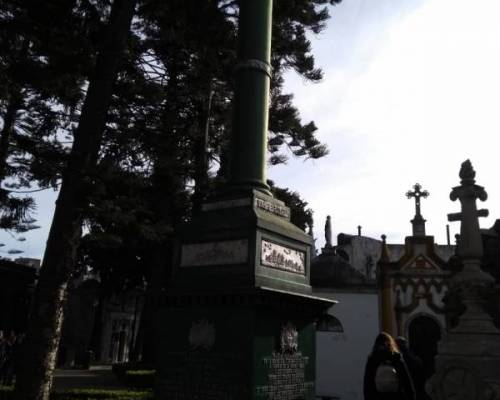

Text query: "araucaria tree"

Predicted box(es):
[11, 1, 137, 399]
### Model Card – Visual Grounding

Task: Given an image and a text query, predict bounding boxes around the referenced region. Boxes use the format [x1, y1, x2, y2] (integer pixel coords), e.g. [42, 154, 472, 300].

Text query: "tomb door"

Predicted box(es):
[408, 315, 441, 379]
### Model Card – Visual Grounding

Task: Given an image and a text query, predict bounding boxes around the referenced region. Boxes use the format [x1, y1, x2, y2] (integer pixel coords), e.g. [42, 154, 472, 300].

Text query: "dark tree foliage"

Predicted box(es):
[10, 1, 138, 399]
[0, 0, 341, 383]
[0, 0, 103, 232]
[0, 0, 339, 240]
[76, 0, 340, 282]
[70, 0, 341, 363]
[269, 179, 314, 232]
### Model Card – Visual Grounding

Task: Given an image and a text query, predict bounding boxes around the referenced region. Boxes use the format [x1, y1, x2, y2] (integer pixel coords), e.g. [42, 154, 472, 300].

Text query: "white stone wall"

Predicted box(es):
[337, 236, 454, 280]
[434, 244, 455, 262]
[314, 291, 380, 400]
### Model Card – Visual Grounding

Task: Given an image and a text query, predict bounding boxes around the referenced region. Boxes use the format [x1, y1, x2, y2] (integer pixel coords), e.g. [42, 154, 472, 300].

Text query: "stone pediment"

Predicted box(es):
[400, 254, 442, 273]
[392, 236, 450, 275]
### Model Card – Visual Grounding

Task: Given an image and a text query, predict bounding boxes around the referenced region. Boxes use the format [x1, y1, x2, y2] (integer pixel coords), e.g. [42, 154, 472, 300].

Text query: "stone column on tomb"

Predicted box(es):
[228, 0, 272, 195]
[154, 1, 335, 399]
[429, 160, 500, 400]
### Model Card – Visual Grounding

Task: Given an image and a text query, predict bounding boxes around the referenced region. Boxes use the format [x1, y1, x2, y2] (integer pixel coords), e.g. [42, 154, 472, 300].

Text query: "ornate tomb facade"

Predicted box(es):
[311, 184, 455, 399]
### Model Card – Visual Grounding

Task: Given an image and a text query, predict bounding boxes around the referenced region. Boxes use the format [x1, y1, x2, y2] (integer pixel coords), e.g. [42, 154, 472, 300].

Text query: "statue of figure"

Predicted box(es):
[325, 215, 332, 248]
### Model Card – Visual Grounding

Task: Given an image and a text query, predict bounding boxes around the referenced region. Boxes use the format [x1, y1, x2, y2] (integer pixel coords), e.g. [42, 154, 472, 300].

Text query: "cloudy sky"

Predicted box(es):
[3, 0, 500, 258]
[270, 0, 500, 249]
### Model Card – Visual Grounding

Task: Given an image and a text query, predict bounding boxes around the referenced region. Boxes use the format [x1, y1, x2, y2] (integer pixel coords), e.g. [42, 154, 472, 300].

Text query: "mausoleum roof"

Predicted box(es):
[310, 249, 374, 288]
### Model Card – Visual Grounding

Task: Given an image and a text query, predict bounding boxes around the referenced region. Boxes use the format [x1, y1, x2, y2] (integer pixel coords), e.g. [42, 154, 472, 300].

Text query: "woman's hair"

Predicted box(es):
[372, 331, 399, 354]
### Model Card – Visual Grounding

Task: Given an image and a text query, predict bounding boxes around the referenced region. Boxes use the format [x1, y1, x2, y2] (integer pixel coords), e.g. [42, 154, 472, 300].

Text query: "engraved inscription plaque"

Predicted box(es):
[255, 352, 314, 399]
[261, 240, 305, 274]
[255, 197, 290, 219]
[181, 239, 248, 267]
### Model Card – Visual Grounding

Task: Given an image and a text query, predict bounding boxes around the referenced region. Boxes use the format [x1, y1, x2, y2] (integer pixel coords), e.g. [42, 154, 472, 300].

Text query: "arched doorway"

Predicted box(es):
[408, 315, 442, 378]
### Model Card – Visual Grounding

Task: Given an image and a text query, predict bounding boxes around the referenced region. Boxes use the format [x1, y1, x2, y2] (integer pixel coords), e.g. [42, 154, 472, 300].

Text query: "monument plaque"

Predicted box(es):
[181, 239, 248, 267]
[255, 322, 314, 399]
[188, 319, 215, 351]
[255, 197, 290, 219]
[255, 352, 314, 399]
[261, 240, 305, 274]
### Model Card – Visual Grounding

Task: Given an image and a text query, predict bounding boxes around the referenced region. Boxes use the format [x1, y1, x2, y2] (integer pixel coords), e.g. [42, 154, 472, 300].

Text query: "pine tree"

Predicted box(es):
[76, 0, 341, 362]
[0, 0, 98, 232]
[2, 0, 342, 382]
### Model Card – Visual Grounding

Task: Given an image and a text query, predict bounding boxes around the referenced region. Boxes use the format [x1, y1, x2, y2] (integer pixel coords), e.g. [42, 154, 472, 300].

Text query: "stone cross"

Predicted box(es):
[406, 183, 429, 236]
[447, 160, 491, 283]
[406, 183, 429, 217]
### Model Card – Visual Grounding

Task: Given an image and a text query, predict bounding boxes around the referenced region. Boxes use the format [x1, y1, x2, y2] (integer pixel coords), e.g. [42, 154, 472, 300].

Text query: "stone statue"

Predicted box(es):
[325, 215, 332, 248]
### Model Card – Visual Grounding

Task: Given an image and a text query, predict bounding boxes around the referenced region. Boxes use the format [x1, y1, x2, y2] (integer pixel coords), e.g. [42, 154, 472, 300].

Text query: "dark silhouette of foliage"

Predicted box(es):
[269, 179, 314, 232]
[0, 0, 342, 391]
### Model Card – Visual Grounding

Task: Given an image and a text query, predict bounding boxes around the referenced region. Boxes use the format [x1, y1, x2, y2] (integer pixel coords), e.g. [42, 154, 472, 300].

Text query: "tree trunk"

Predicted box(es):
[88, 289, 105, 361]
[13, 1, 136, 399]
[139, 61, 188, 363]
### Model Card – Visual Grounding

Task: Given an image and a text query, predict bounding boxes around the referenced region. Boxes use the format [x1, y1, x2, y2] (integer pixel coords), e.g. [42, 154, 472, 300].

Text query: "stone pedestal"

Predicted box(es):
[156, 288, 329, 399]
[170, 191, 313, 294]
[155, 192, 334, 399]
[429, 270, 500, 400]
[429, 292, 500, 400]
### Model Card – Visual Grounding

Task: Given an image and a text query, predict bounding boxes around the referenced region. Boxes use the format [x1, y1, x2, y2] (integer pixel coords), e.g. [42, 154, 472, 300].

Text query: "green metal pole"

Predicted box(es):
[229, 0, 273, 195]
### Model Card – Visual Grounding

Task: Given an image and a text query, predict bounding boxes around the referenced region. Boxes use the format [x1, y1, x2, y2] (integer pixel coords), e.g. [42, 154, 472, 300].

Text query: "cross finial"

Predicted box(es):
[406, 183, 429, 217]
[406, 183, 429, 236]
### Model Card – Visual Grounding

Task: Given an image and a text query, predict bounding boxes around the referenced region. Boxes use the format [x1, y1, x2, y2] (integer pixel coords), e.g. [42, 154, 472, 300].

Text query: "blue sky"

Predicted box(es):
[2, 0, 500, 258]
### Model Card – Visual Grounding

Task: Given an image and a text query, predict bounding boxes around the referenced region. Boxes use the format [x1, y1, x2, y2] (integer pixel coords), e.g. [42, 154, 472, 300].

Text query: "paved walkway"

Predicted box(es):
[53, 366, 124, 390]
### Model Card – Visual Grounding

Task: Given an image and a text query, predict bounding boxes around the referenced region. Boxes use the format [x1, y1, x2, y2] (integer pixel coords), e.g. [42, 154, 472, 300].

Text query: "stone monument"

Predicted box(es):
[155, 1, 335, 399]
[429, 160, 500, 400]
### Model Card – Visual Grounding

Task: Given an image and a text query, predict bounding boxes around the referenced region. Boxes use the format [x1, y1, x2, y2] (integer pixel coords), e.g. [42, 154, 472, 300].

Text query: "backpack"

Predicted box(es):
[375, 361, 399, 393]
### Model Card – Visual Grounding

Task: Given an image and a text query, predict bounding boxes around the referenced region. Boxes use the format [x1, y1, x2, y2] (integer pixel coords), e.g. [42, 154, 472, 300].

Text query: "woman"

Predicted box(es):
[363, 332, 416, 400]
